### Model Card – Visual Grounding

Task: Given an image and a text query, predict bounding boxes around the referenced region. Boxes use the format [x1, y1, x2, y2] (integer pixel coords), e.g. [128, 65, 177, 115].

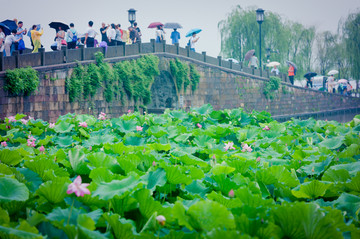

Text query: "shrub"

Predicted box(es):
[4, 67, 39, 96]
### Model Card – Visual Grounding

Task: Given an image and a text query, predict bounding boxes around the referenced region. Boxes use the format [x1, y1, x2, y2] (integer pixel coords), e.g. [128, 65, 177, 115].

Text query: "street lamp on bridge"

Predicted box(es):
[128, 8, 137, 27]
[256, 8, 265, 69]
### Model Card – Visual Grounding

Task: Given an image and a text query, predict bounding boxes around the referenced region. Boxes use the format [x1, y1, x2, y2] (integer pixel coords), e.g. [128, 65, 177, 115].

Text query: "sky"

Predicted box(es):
[1, 0, 359, 57]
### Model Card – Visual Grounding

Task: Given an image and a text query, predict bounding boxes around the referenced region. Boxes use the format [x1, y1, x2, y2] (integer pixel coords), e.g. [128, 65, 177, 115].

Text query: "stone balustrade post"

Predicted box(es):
[259, 68, 263, 77]
[138, 42, 142, 53]
[39, 48, 45, 66]
[61, 46, 67, 63]
[162, 40, 166, 52]
[217, 56, 222, 66]
[13, 51, 19, 68]
[202, 51, 206, 62]
[150, 39, 155, 53]
[251, 66, 255, 75]
[175, 43, 180, 55]
[240, 61, 243, 71]
[0, 52, 4, 71]
[79, 45, 85, 61]
[186, 46, 190, 57]
[229, 59, 233, 69]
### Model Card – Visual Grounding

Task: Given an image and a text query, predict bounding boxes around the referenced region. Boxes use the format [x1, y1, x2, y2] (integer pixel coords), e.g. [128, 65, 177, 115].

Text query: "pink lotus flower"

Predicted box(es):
[228, 189, 234, 198]
[262, 125, 270, 131]
[196, 123, 202, 128]
[89, 146, 92, 151]
[128, 110, 131, 114]
[7, 116, 16, 123]
[256, 157, 261, 163]
[21, 119, 28, 124]
[241, 144, 252, 153]
[152, 161, 156, 167]
[136, 126, 143, 132]
[28, 116, 34, 120]
[98, 112, 106, 120]
[224, 142, 235, 151]
[67, 175, 90, 197]
[79, 122, 87, 128]
[49, 123, 55, 128]
[27, 135, 36, 147]
[1, 141, 7, 147]
[156, 215, 166, 226]
[39, 145, 45, 152]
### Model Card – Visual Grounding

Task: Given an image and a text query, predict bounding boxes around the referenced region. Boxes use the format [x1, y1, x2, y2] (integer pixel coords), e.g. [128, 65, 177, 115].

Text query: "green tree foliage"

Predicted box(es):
[219, 6, 316, 80]
[343, 11, 360, 87]
[4, 67, 39, 96]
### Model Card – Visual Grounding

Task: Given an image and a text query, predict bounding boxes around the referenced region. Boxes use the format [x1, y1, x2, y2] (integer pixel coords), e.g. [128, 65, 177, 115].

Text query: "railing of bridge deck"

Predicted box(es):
[0, 39, 288, 82]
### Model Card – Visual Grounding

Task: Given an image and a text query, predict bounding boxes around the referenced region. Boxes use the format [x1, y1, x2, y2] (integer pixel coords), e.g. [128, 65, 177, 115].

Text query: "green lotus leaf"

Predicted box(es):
[36, 177, 70, 204]
[102, 213, 137, 239]
[187, 200, 235, 232]
[301, 157, 332, 175]
[273, 202, 342, 239]
[87, 152, 119, 173]
[192, 104, 213, 115]
[89, 168, 115, 183]
[0, 149, 22, 166]
[169, 110, 189, 121]
[133, 188, 165, 219]
[146, 168, 167, 191]
[0, 177, 29, 202]
[124, 136, 145, 146]
[193, 134, 214, 148]
[322, 169, 351, 182]
[330, 161, 360, 176]
[318, 136, 345, 149]
[78, 225, 109, 239]
[291, 180, 332, 199]
[53, 135, 76, 148]
[164, 165, 192, 185]
[0, 225, 43, 239]
[54, 121, 74, 133]
[339, 144, 360, 158]
[147, 143, 171, 152]
[92, 175, 142, 200]
[83, 134, 115, 147]
[110, 193, 138, 216]
[185, 180, 209, 198]
[211, 163, 235, 176]
[206, 191, 243, 208]
[147, 126, 168, 138]
[68, 147, 90, 175]
[0, 207, 10, 225]
[112, 118, 138, 133]
[334, 193, 360, 219]
[345, 172, 360, 193]
[76, 114, 97, 126]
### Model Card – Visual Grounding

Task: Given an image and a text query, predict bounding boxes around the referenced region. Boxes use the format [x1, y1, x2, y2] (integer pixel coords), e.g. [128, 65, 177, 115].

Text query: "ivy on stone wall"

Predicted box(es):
[169, 58, 201, 94]
[263, 76, 281, 99]
[4, 67, 39, 96]
[66, 53, 159, 109]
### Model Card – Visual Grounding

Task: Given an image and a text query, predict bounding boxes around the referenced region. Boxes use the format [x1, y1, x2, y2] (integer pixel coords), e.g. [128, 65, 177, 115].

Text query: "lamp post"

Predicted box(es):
[338, 59, 341, 79]
[256, 8, 265, 68]
[128, 8, 137, 27]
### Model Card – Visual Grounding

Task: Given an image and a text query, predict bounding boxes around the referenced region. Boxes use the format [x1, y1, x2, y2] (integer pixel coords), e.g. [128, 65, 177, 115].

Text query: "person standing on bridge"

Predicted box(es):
[170, 29, 180, 44]
[288, 63, 295, 85]
[4, 29, 21, 56]
[327, 74, 335, 93]
[30, 25, 43, 53]
[189, 32, 199, 52]
[248, 52, 258, 69]
[84, 21, 97, 48]
[66, 23, 78, 49]
[100, 23, 109, 44]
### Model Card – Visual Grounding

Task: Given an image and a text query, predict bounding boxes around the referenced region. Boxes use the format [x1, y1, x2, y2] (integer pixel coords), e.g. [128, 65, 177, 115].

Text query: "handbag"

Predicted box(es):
[18, 39, 25, 50]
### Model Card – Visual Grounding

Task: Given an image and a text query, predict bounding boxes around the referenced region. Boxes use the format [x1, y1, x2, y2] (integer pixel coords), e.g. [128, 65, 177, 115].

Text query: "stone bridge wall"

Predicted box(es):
[0, 53, 359, 122]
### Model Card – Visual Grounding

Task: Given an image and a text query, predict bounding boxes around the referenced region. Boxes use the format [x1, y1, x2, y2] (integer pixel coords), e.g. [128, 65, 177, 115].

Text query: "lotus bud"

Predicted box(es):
[228, 189, 234, 198]
[156, 215, 166, 226]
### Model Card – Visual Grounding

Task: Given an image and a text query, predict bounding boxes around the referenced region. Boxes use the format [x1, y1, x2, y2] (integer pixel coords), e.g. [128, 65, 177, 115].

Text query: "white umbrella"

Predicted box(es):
[327, 70, 339, 75]
[267, 61, 280, 67]
[338, 79, 348, 84]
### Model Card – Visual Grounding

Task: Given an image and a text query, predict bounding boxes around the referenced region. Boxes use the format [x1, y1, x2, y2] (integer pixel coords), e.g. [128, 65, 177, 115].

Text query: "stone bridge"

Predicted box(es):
[0, 41, 359, 122]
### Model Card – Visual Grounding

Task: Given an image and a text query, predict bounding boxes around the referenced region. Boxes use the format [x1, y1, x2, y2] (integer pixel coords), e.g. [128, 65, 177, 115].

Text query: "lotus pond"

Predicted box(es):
[0, 104, 360, 238]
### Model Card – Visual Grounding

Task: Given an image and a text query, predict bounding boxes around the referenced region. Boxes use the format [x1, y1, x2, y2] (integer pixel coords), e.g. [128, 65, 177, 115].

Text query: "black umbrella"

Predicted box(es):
[304, 72, 317, 80]
[0, 23, 11, 35]
[49, 21, 69, 31]
[164, 22, 182, 29]
[1, 19, 17, 31]
[245, 49, 255, 61]
[286, 60, 297, 71]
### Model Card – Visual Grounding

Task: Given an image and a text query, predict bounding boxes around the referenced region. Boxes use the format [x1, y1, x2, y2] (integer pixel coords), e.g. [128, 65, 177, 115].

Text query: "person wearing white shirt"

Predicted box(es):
[84, 21, 97, 48]
[271, 66, 279, 75]
[0, 28, 5, 52]
[189, 33, 199, 52]
[107, 24, 116, 46]
[4, 29, 20, 56]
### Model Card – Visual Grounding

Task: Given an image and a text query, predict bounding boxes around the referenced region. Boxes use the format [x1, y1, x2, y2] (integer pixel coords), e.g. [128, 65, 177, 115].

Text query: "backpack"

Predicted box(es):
[187, 39, 190, 46]
[68, 29, 77, 42]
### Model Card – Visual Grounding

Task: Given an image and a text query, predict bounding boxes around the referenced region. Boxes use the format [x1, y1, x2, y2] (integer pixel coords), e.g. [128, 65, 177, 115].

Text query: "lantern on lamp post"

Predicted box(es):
[128, 8, 137, 27]
[256, 8, 265, 68]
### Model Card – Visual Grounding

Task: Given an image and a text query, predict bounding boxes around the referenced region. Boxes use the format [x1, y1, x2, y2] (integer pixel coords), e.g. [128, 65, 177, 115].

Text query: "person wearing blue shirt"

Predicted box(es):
[170, 29, 180, 44]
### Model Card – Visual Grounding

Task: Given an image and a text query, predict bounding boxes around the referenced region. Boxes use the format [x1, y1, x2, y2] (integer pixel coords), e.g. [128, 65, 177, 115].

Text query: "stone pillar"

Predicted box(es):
[150, 39, 155, 53]
[186, 46, 190, 57]
[259, 68, 263, 77]
[162, 40, 166, 52]
[123, 44, 127, 56]
[265, 69, 269, 78]
[217, 56, 222, 66]
[240, 61, 243, 71]
[229, 59, 233, 69]
[79, 45, 85, 61]
[251, 66, 255, 75]
[175, 43, 180, 55]
[138, 42, 142, 53]
[13, 51, 19, 68]
[39, 48, 45, 66]
[61, 46, 67, 63]
[0, 52, 4, 71]
[202, 51, 206, 62]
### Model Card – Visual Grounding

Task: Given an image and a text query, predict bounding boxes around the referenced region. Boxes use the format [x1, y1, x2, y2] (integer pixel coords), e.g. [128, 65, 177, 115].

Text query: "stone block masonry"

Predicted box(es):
[1, 53, 360, 122]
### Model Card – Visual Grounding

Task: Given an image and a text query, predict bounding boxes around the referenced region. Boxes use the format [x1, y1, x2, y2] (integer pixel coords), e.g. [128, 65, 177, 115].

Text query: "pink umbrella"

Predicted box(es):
[338, 79, 348, 84]
[148, 22, 163, 28]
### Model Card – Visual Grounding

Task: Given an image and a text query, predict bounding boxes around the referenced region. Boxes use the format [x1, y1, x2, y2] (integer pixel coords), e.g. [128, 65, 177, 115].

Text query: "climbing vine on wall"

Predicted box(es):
[66, 53, 160, 109]
[263, 76, 281, 99]
[4, 67, 39, 96]
[169, 58, 201, 94]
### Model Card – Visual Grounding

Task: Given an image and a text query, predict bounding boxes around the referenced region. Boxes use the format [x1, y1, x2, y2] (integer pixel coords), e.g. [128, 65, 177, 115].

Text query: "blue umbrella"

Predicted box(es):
[186, 28, 202, 37]
[1, 19, 17, 31]
[0, 23, 10, 35]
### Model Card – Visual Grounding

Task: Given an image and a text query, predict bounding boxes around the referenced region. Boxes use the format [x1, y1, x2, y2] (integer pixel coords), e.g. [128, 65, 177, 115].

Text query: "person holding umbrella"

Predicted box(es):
[155, 25, 164, 43]
[189, 32, 199, 52]
[56, 26, 65, 50]
[248, 52, 258, 69]
[30, 25, 43, 53]
[170, 29, 180, 44]
[304, 72, 317, 89]
[327, 74, 335, 93]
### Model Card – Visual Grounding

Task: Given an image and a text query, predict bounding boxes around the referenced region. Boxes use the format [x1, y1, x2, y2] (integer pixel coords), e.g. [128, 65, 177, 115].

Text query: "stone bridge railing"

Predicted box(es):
[0, 40, 288, 82]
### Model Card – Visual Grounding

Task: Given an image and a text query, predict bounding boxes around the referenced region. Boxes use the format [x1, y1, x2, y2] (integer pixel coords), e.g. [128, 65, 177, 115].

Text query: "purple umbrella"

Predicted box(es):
[148, 22, 163, 28]
[245, 49, 255, 61]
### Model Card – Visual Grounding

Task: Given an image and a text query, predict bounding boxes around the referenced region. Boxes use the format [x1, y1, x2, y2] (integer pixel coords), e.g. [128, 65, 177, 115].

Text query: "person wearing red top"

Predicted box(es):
[288, 64, 295, 85]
